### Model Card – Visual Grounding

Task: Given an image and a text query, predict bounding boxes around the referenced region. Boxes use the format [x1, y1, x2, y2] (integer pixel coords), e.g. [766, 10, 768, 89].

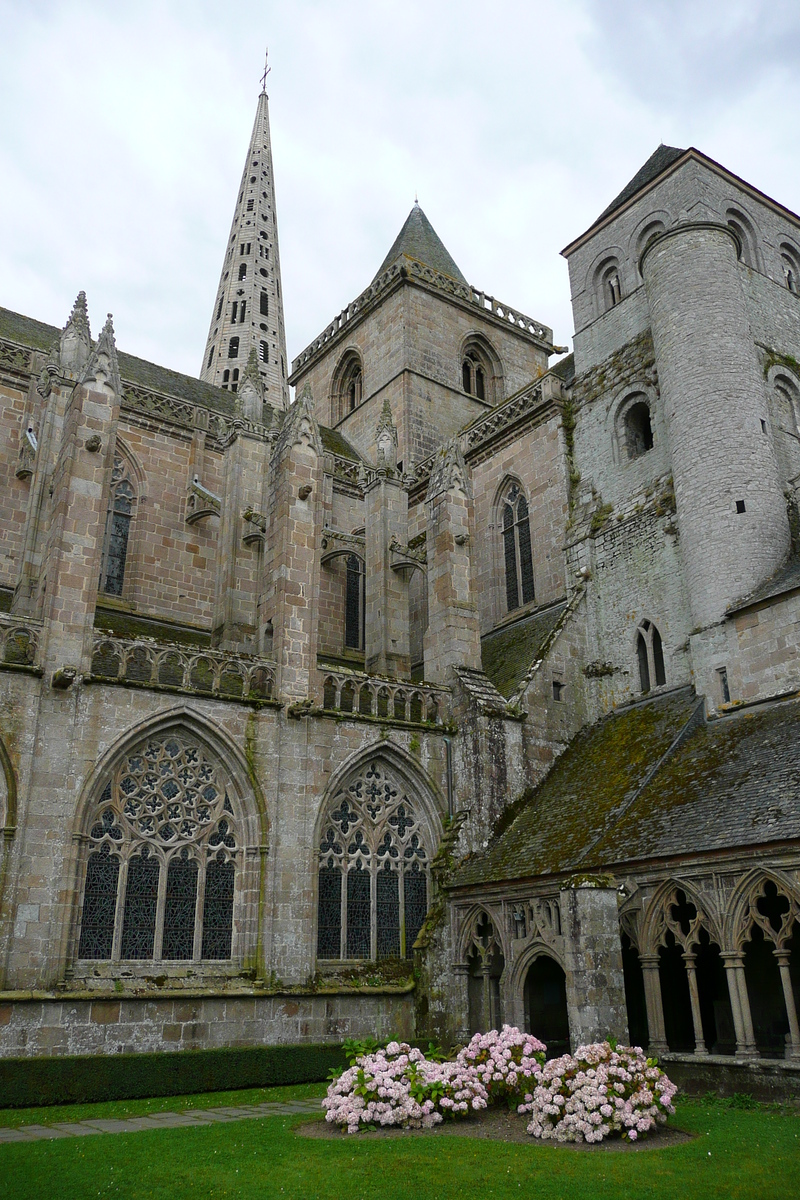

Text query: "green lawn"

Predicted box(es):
[0, 1091, 797, 1200]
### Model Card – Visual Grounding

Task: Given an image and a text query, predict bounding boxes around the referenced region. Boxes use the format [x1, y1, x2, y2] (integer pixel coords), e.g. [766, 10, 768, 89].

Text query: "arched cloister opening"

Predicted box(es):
[621, 931, 649, 1050]
[465, 912, 505, 1034]
[523, 954, 569, 1059]
[741, 879, 800, 1058]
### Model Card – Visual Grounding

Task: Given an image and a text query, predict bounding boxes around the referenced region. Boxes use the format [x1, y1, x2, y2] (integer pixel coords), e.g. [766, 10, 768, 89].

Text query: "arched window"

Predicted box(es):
[317, 762, 429, 961]
[596, 257, 622, 312]
[501, 483, 535, 613]
[101, 455, 136, 598]
[624, 401, 654, 459]
[461, 338, 499, 403]
[344, 554, 365, 651]
[637, 619, 666, 693]
[238, 262, 247, 281]
[726, 208, 759, 269]
[76, 732, 240, 963]
[260, 290, 269, 315]
[780, 244, 800, 295]
[332, 352, 364, 422]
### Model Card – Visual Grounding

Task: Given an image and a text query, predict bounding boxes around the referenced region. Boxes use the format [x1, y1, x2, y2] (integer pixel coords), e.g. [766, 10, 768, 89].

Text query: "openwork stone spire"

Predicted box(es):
[375, 397, 398, 470]
[199, 86, 289, 409]
[81, 313, 121, 395]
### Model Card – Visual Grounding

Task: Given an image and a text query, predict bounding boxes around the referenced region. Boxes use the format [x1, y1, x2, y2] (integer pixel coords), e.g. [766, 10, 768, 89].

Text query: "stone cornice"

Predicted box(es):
[289, 260, 554, 381]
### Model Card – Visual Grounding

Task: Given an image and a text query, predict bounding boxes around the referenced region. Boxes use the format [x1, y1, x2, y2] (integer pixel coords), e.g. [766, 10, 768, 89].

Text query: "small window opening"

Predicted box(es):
[717, 667, 731, 704]
[216, 295, 224, 321]
[461, 345, 494, 401]
[761, 418, 767, 434]
[345, 555, 365, 650]
[624, 402, 653, 459]
[222, 369, 230, 384]
[238, 263, 247, 281]
[736, 499, 746, 514]
[607, 273, 621, 306]
[227, 337, 239, 359]
[245, 243, 251, 254]
[246, 199, 254, 212]
[260, 291, 269, 316]
[206, 345, 214, 368]
[781, 248, 800, 294]
[101, 456, 135, 597]
[281, 356, 285, 379]
[552, 680, 564, 702]
[636, 619, 666, 693]
[260, 341, 268, 363]
[239, 301, 246, 323]
[231, 301, 238, 323]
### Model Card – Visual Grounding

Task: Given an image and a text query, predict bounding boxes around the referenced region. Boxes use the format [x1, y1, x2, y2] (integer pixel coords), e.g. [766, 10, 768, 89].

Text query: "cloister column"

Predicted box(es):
[775, 950, 800, 1061]
[723, 953, 757, 1058]
[451, 962, 470, 1043]
[640, 953, 669, 1055]
[683, 951, 709, 1055]
[721, 953, 748, 1056]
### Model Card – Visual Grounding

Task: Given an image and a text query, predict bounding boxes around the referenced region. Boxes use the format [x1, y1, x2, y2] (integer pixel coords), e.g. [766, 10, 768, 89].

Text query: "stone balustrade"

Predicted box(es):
[89, 634, 276, 701]
[320, 668, 449, 725]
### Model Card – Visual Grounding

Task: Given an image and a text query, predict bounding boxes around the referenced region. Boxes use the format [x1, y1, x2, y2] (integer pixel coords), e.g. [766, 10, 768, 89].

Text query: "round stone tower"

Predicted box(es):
[641, 222, 790, 629]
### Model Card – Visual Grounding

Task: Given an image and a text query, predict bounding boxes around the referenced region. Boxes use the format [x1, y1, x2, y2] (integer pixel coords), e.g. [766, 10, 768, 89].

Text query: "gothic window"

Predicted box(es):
[461, 339, 498, 403]
[101, 455, 136, 598]
[780, 244, 800, 294]
[345, 554, 365, 650]
[501, 483, 535, 613]
[333, 352, 364, 421]
[76, 733, 240, 964]
[206, 345, 215, 369]
[624, 401, 654, 459]
[637, 619, 666, 693]
[316, 762, 430, 961]
[228, 337, 239, 359]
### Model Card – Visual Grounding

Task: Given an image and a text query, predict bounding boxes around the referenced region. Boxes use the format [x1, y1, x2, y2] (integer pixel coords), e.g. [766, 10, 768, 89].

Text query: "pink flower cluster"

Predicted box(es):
[517, 1041, 677, 1144]
[323, 1026, 547, 1134]
[323, 1041, 488, 1133]
[456, 1025, 547, 1106]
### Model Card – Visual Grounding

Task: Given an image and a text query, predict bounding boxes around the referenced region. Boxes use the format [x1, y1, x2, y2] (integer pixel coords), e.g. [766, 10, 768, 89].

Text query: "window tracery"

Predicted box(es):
[77, 733, 239, 964]
[501, 482, 535, 613]
[100, 455, 136, 598]
[317, 762, 429, 961]
[461, 339, 499, 403]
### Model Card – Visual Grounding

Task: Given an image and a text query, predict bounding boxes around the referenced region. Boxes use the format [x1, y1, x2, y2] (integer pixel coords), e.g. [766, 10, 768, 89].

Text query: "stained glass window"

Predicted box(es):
[76, 733, 240, 966]
[502, 483, 535, 612]
[101, 455, 135, 597]
[317, 761, 430, 962]
[345, 555, 364, 650]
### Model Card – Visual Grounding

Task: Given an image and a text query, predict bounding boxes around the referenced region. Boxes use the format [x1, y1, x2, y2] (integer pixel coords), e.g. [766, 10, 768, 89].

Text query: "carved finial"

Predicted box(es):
[59, 290, 92, 374]
[260, 46, 271, 94]
[80, 312, 121, 395]
[375, 397, 398, 471]
[237, 346, 268, 422]
[426, 437, 472, 501]
[272, 382, 322, 464]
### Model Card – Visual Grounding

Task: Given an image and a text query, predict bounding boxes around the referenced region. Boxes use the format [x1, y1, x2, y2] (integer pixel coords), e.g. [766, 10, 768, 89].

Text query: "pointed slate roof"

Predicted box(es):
[373, 203, 466, 284]
[595, 144, 686, 226]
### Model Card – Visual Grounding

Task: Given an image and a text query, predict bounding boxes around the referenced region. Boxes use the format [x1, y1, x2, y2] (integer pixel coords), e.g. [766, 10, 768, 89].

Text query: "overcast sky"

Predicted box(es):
[2, 0, 800, 381]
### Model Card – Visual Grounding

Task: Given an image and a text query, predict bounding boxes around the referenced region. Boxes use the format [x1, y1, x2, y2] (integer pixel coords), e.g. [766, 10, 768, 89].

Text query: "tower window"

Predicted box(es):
[246, 199, 254, 212]
[461, 339, 498, 402]
[281, 356, 285, 379]
[101, 455, 135, 598]
[501, 482, 535, 612]
[238, 263, 247, 281]
[334, 353, 364, 420]
[216, 295, 223, 320]
[717, 666, 731, 704]
[231, 301, 238, 322]
[228, 337, 239, 359]
[736, 499, 746, 513]
[231, 368, 239, 393]
[239, 301, 246, 322]
[259, 268, 268, 278]
[636, 619, 666, 693]
[780, 244, 800, 294]
[206, 345, 214, 368]
[222, 369, 230, 384]
[260, 291, 269, 316]
[624, 401, 654, 459]
[260, 341, 268, 363]
[596, 257, 623, 313]
[345, 555, 365, 650]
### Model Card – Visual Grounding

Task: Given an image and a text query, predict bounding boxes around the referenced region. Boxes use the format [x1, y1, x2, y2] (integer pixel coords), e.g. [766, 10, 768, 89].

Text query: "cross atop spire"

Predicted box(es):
[260, 47, 270, 95]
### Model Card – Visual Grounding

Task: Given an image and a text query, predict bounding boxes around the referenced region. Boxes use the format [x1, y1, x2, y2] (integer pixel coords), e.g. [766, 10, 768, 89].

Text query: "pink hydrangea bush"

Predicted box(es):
[455, 1025, 547, 1107]
[323, 1041, 488, 1133]
[517, 1041, 677, 1144]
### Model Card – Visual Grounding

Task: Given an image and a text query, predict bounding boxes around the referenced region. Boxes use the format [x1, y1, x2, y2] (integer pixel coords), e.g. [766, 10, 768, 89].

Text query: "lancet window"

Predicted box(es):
[637, 619, 666, 693]
[77, 733, 239, 964]
[501, 482, 535, 613]
[100, 455, 136, 598]
[317, 762, 429, 961]
[344, 555, 365, 651]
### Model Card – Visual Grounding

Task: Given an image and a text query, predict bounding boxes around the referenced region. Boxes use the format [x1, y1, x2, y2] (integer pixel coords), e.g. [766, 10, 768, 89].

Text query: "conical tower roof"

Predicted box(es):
[373, 203, 466, 284]
[199, 82, 289, 408]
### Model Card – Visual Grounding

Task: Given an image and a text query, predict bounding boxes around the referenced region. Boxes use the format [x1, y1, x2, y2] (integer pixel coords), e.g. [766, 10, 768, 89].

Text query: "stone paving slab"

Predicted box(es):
[0, 1098, 324, 1145]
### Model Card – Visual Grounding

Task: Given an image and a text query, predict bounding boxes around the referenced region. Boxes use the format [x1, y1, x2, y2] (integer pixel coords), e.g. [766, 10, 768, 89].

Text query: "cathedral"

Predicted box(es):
[0, 82, 799, 1091]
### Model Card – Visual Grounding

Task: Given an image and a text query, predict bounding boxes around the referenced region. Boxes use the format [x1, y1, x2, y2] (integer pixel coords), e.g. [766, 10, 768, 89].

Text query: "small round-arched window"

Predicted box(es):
[780, 244, 800, 295]
[624, 401, 654, 460]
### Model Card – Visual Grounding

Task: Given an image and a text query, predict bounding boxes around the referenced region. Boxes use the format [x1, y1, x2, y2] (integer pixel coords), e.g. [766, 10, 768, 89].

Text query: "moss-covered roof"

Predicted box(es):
[591, 696, 800, 863]
[319, 425, 362, 461]
[728, 551, 800, 613]
[455, 689, 800, 890]
[481, 603, 567, 699]
[454, 688, 698, 887]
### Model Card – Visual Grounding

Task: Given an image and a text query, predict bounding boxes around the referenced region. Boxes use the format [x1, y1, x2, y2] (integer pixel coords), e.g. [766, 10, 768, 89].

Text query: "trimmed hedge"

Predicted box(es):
[0, 1042, 347, 1109]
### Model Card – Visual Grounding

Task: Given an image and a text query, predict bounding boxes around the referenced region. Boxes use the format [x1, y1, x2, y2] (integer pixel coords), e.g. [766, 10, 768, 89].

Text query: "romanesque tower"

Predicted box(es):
[199, 75, 289, 409]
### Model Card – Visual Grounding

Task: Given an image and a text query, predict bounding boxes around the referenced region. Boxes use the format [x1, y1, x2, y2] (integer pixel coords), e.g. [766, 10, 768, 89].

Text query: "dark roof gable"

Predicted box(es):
[594, 144, 686, 226]
[373, 204, 466, 284]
